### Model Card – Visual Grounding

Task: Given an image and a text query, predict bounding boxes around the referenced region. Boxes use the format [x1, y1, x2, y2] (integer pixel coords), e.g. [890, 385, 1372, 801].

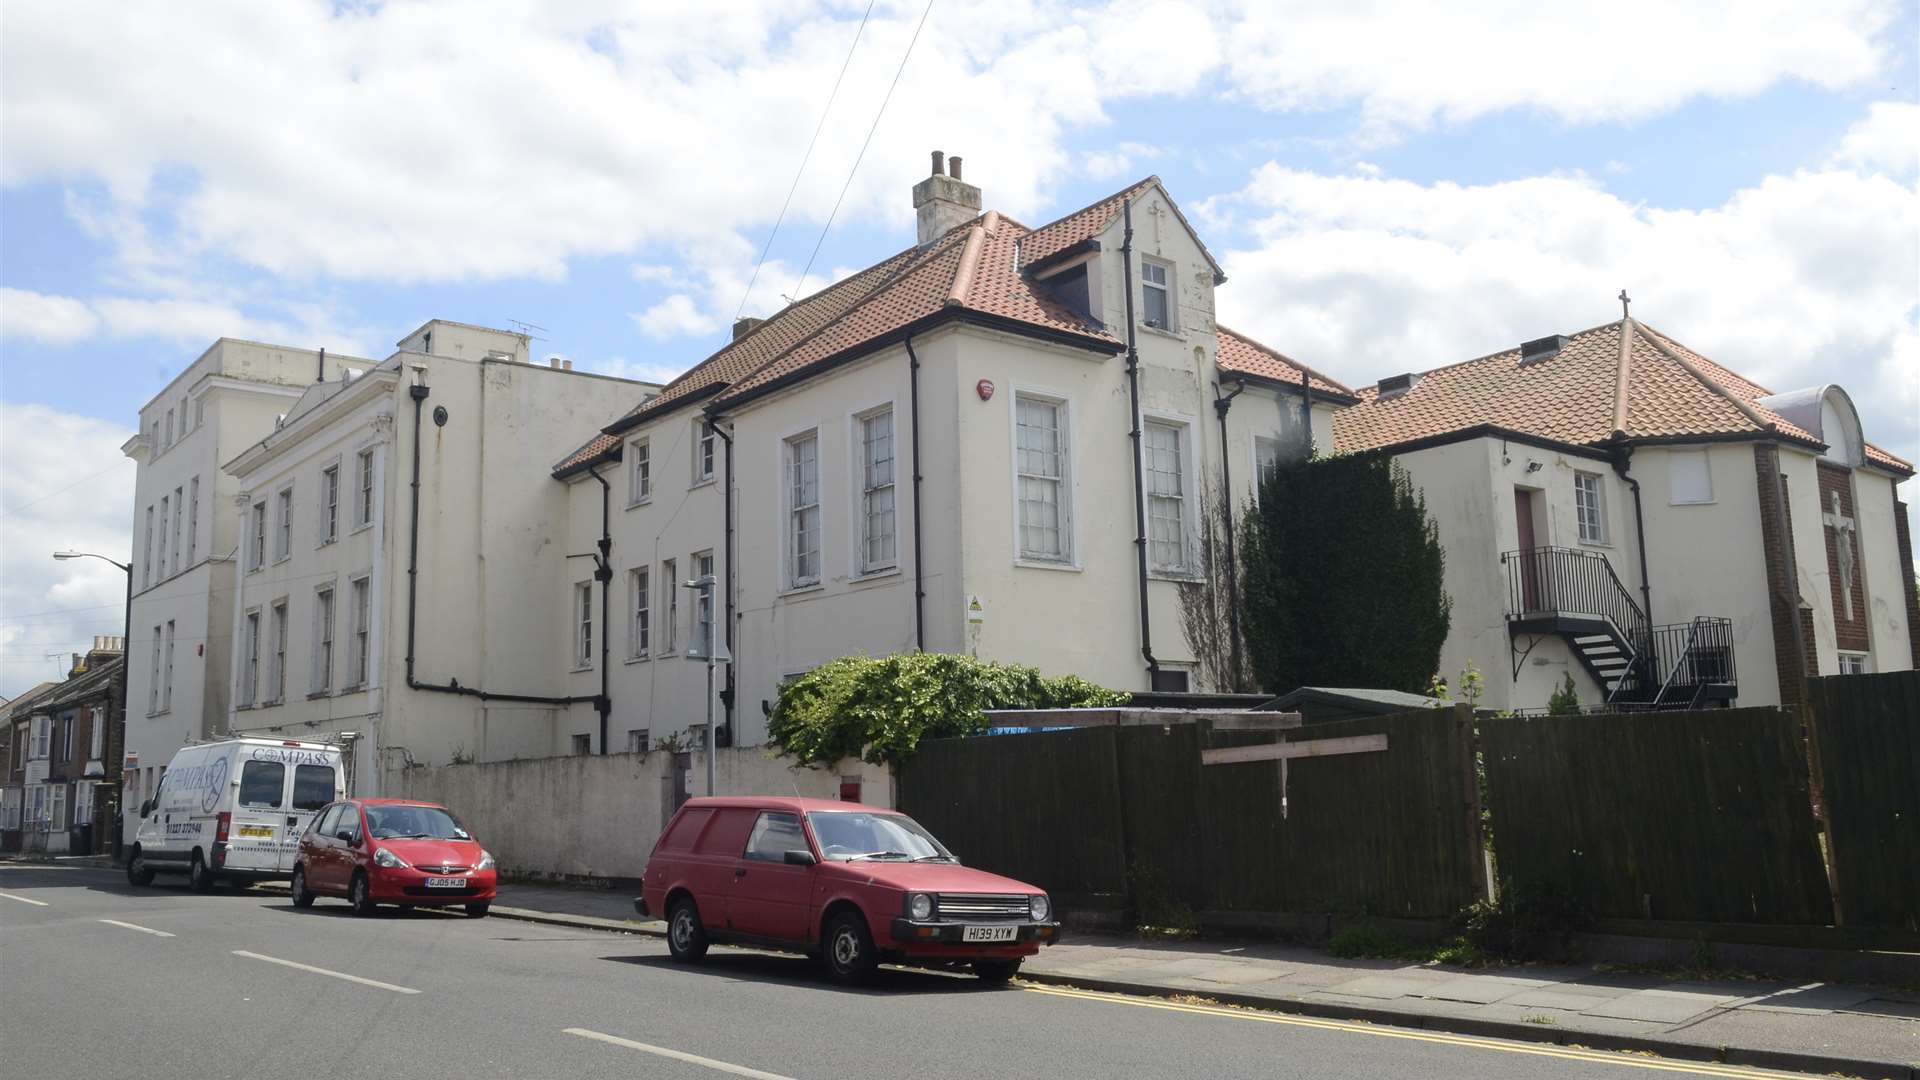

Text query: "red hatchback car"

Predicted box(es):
[636, 797, 1059, 983]
[291, 798, 497, 918]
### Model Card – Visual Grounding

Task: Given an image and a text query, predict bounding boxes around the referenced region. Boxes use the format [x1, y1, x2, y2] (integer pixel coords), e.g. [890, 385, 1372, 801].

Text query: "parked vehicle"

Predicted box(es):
[127, 738, 344, 891]
[635, 797, 1058, 984]
[290, 798, 497, 917]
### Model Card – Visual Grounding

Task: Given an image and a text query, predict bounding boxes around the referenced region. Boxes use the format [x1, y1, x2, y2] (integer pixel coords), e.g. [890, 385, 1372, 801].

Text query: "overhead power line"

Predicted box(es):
[733, 0, 878, 324]
[793, 0, 936, 298]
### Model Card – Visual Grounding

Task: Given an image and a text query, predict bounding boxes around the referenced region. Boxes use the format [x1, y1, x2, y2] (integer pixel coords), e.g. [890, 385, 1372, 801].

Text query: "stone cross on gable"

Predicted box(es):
[1823, 490, 1858, 621]
[1146, 200, 1166, 244]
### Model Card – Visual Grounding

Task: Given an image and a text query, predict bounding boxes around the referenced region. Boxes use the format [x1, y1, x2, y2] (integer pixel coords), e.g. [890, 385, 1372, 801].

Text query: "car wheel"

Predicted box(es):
[464, 901, 490, 919]
[349, 871, 378, 916]
[290, 865, 315, 908]
[126, 847, 155, 887]
[666, 896, 709, 962]
[823, 911, 878, 985]
[188, 851, 214, 893]
[973, 958, 1022, 984]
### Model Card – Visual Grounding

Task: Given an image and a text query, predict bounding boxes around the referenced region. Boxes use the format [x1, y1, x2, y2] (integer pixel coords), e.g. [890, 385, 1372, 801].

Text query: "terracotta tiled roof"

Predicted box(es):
[555, 176, 1309, 475]
[1216, 326, 1357, 401]
[1333, 319, 1912, 474]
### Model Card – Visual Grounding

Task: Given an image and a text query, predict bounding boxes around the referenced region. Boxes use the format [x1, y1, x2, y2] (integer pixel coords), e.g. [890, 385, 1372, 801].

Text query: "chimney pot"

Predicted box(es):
[949, 156, 962, 181]
[930, 150, 945, 176]
[549, 357, 562, 369]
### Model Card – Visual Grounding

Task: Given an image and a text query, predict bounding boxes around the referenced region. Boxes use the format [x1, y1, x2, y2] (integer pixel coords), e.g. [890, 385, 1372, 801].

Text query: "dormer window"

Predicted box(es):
[1141, 257, 1174, 331]
[1376, 373, 1419, 400]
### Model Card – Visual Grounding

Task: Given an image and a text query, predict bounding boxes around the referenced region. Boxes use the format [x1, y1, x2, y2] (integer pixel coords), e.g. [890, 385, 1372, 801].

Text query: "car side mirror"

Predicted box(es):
[783, 849, 817, 867]
[140, 800, 154, 817]
[336, 830, 355, 844]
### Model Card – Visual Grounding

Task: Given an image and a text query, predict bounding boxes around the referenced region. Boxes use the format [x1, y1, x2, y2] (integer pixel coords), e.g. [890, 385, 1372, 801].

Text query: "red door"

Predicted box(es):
[727, 811, 815, 942]
[686, 808, 757, 932]
[1515, 488, 1541, 610]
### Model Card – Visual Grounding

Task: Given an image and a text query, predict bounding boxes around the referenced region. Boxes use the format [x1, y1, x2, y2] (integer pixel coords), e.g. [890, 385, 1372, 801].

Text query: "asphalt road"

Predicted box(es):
[0, 865, 1825, 1080]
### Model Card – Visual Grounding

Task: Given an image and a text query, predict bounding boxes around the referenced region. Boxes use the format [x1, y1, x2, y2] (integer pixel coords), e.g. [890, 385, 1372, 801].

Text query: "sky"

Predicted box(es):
[2, 0, 1916, 697]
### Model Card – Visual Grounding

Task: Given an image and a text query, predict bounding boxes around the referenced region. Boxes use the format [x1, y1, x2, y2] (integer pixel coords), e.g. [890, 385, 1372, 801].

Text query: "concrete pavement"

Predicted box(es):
[0, 864, 1881, 1080]
[393, 878, 1920, 1079]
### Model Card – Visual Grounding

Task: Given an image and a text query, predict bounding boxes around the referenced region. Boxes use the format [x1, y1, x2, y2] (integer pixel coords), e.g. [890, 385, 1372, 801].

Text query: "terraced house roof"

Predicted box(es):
[1333, 317, 1912, 475]
[555, 177, 1332, 477]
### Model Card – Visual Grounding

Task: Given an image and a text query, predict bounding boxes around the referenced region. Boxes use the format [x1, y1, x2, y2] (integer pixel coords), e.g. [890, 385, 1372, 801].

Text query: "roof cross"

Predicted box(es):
[1618, 289, 1631, 319]
[1822, 491, 1859, 622]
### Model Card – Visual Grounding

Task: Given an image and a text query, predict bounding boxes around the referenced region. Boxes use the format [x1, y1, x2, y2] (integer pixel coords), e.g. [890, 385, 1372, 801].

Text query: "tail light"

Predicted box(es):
[215, 812, 231, 844]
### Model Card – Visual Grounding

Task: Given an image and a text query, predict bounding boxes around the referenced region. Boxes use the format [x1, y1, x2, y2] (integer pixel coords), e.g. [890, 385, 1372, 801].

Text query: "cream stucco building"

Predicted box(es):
[120, 339, 377, 842]
[207, 321, 659, 792]
[1334, 315, 1918, 714]
[547, 160, 1354, 757]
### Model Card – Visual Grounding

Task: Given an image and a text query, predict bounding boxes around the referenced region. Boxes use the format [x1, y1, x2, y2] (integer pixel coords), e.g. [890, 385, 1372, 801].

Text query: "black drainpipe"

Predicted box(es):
[905, 335, 927, 652]
[585, 464, 614, 753]
[1213, 379, 1247, 682]
[706, 414, 736, 745]
[405, 377, 602, 710]
[1121, 198, 1161, 686]
[1609, 441, 1654, 624]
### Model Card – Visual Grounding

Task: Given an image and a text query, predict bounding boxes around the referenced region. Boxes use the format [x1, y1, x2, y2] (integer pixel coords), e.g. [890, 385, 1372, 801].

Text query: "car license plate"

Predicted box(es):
[237, 825, 273, 838]
[963, 925, 1017, 943]
[425, 877, 468, 888]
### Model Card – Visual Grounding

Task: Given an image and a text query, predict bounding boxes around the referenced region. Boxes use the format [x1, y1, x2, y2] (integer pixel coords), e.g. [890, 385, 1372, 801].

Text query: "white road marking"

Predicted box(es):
[0, 891, 49, 906]
[564, 1028, 797, 1079]
[99, 918, 175, 938]
[231, 950, 421, 994]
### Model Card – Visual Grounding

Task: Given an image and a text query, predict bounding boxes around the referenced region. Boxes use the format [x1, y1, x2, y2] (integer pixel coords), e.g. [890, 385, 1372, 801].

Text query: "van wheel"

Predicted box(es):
[188, 852, 215, 893]
[666, 896, 708, 962]
[823, 911, 878, 985]
[126, 847, 155, 887]
[290, 865, 315, 908]
[464, 901, 491, 919]
[973, 959, 1022, 983]
[349, 872, 378, 916]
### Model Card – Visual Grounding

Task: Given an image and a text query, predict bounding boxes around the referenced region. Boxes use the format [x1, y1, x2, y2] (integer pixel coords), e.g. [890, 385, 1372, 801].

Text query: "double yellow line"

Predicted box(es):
[1020, 984, 1816, 1079]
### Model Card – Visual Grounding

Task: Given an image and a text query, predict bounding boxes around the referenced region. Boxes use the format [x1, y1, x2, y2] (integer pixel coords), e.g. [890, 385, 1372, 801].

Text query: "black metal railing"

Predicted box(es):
[1501, 546, 1648, 643]
[1640, 617, 1737, 701]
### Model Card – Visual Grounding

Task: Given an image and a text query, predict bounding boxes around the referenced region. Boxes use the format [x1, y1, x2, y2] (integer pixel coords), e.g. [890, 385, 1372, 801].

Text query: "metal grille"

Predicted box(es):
[413, 865, 471, 875]
[937, 893, 1029, 919]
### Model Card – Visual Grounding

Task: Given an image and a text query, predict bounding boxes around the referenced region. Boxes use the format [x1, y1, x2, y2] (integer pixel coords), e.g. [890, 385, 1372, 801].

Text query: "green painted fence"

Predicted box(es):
[1806, 670, 1920, 930]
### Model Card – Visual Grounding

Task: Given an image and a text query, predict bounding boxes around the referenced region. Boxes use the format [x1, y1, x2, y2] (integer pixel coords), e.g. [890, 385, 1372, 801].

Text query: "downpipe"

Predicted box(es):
[905, 335, 927, 652]
[1121, 198, 1161, 685]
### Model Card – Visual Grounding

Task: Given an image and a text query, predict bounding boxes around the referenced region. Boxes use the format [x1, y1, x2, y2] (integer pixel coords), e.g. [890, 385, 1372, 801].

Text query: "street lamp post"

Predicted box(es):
[52, 550, 131, 860]
[681, 573, 726, 797]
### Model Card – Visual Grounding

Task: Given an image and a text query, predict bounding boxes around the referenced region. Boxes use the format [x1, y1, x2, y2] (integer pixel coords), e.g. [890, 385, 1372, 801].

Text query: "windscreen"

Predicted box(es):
[364, 804, 471, 841]
[807, 811, 952, 862]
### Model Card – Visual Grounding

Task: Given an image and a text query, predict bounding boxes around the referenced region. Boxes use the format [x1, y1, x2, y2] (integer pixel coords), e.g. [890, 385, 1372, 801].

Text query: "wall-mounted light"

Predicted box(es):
[1525, 460, 1544, 473]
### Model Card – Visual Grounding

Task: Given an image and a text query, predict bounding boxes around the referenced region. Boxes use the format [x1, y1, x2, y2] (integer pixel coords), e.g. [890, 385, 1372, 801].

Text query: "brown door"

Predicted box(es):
[1515, 488, 1540, 610]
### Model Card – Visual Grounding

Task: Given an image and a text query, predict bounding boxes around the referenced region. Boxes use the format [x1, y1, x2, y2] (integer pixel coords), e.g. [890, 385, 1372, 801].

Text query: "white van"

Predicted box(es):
[127, 738, 345, 891]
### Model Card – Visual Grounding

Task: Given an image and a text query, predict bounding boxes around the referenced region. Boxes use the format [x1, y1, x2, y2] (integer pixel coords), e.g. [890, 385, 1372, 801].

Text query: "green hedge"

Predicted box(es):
[767, 653, 1128, 766]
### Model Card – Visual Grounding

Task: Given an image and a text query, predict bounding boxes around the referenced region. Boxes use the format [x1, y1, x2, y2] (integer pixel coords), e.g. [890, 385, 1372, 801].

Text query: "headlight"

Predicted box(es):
[475, 850, 496, 871]
[1030, 894, 1051, 922]
[372, 847, 409, 869]
[908, 892, 934, 920]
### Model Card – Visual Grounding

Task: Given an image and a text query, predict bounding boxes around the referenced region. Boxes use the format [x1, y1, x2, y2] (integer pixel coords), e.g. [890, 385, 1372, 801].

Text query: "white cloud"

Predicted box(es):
[2, 0, 1897, 295]
[0, 402, 137, 698]
[1220, 0, 1895, 140]
[0, 288, 101, 344]
[1207, 137, 1920, 474]
[632, 294, 720, 340]
[1832, 100, 1919, 175]
[581, 355, 690, 386]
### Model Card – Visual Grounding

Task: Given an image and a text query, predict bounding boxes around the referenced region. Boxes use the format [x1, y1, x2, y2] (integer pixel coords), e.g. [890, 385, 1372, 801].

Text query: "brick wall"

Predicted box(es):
[1755, 444, 1815, 705]
[1895, 495, 1920, 669]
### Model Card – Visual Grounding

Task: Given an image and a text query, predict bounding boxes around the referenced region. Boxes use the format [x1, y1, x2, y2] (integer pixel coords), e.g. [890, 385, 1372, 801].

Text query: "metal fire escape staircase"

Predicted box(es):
[1502, 547, 1736, 709]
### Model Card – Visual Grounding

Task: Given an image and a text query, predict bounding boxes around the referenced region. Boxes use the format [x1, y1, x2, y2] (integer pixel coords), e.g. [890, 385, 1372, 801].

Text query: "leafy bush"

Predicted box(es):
[766, 652, 1129, 766]
[1453, 879, 1593, 963]
[1327, 924, 1414, 959]
[1546, 672, 1582, 715]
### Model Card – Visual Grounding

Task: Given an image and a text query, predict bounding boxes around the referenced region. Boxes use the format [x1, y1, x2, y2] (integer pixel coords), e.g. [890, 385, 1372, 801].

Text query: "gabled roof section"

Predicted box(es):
[1216, 326, 1358, 403]
[1333, 317, 1910, 475]
[40, 655, 124, 711]
[2, 681, 58, 721]
[1017, 177, 1226, 285]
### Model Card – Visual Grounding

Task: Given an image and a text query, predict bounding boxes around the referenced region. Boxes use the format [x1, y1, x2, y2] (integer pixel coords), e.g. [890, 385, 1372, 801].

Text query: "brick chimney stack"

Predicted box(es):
[912, 150, 981, 245]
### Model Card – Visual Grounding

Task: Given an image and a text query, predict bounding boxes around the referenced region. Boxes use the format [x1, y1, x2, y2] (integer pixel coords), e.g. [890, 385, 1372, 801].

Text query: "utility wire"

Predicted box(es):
[0, 459, 132, 521]
[733, 0, 878, 324]
[793, 0, 936, 298]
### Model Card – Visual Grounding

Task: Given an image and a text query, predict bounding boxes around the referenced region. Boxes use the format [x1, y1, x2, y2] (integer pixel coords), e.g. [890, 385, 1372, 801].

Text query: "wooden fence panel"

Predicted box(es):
[1807, 671, 1920, 930]
[895, 727, 1129, 909]
[1482, 708, 1832, 925]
